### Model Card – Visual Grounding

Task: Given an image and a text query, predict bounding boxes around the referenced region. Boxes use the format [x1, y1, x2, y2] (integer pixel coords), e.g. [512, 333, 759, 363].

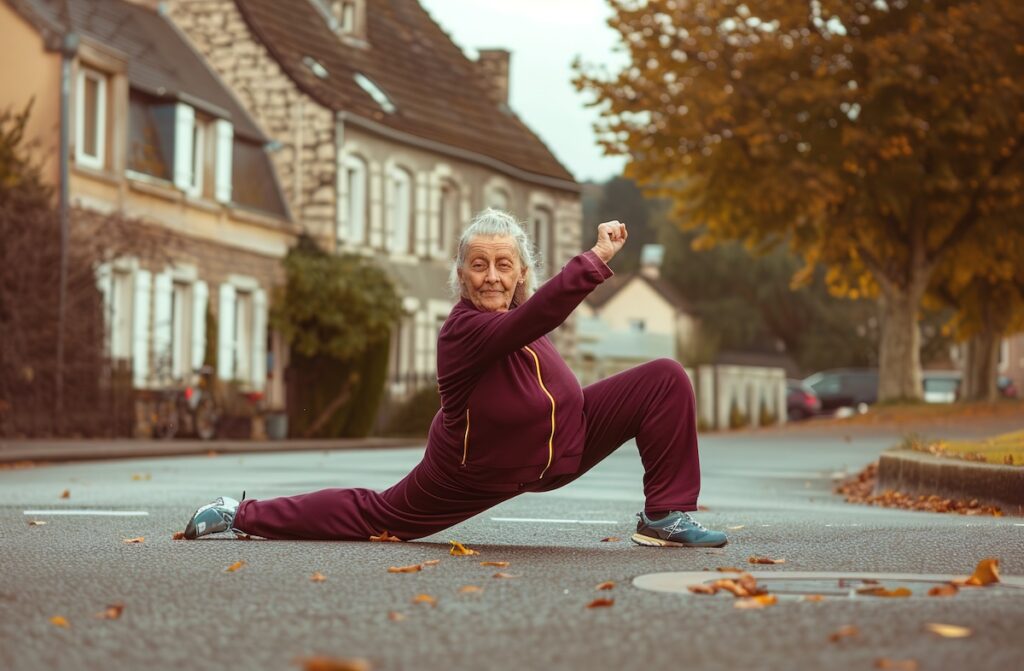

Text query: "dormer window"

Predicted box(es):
[354, 73, 396, 113]
[75, 67, 108, 170]
[328, 0, 365, 40]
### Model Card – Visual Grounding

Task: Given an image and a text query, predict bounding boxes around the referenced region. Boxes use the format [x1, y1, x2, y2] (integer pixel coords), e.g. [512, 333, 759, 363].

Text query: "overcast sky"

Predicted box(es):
[418, 0, 628, 183]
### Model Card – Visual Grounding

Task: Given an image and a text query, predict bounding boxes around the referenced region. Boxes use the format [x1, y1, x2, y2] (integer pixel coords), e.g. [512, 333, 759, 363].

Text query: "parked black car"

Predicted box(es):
[786, 379, 821, 421]
[802, 368, 878, 413]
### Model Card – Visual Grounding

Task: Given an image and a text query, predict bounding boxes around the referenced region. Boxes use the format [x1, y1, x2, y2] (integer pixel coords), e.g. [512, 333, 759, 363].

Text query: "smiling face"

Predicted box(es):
[458, 235, 527, 313]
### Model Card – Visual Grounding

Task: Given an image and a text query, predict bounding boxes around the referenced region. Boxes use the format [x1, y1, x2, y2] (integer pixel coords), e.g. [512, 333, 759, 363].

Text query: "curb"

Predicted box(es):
[0, 437, 424, 465]
[877, 449, 1024, 514]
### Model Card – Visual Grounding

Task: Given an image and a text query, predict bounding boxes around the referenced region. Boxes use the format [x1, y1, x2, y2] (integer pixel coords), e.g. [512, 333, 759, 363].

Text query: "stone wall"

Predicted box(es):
[168, 0, 337, 244]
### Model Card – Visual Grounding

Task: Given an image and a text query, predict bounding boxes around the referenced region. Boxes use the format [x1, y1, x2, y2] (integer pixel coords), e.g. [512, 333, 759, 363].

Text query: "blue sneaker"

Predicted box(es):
[632, 511, 728, 548]
[183, 496, 241, 539]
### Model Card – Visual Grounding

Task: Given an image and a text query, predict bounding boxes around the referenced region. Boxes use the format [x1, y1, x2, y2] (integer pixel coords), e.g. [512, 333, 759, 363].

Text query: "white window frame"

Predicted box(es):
[234, 290, 254, 384]
[388, 166, 414, 254]
[188, 119, 206, 198]
[488, 187, 510, 211]
[341, 154, 368, 246]
[110, 269, 134, 359]
[438, 180, 459, 257]
[530, 205, 553, 279]
[75, 67, 106, 170]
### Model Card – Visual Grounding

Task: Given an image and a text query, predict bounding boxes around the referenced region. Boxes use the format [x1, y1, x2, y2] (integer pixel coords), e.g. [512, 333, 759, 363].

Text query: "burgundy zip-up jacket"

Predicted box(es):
[429, 250, 614, 488]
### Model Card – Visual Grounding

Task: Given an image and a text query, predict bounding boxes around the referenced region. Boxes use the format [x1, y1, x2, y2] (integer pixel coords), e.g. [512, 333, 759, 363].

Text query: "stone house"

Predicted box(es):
[1, 0, 294, 431]
[166, 0, 582, 395]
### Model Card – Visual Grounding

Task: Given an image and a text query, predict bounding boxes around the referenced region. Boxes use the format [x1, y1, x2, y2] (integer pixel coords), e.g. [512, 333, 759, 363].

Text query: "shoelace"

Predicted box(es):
[678, 512, 708, 531]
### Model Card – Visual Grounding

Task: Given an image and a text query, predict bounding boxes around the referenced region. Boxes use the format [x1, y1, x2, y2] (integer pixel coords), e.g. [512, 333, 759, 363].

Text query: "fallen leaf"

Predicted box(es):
[310, 572, 327, 583]
[600, 537, 621, 542]
[688, 584, 719, 595]
[715, 567, 744, 573]
[28, 520, 47, 526]
[595, 581, 615, 591]
[60, 489, 70, 499]
[171, 531, 186, 540]
[49, 615, 70, 628]
[295, 655, 371, 671]
[874, 658, 918, 670]
[925, 623, 972, 638]
[962, 557, 1000, 586]
[857, 586, 912, 598]
[225, 560, 246, 573]
[492, 572, 520, 579]
[422, 559, 441, 567]
[234, 533, 252, 541]
[712, 579, 749, 597]
[697, 505, 711, 511]
[586, 598, 615, 608]
[726, 525, 745, 530]
[803, 594, 825, 602]
[829, 625, 859, 642]
[449, 540, 478, 556]
[369, 530, 401, 542]
[122, 537, 145, 544]
[734, 594, 777, 609]
[96, 603, 124, 620]
[387, 564, 422, 574]
[387, 611, 406, 622]
[736, 573, 766, 596]
[459, 585, 483, 594]
[480, 561, 509, 568]
[748, 555, 785, 565]
[131, 473, 151, 481]
[927, 583, 959, 597]
[412, 593, 436, 606]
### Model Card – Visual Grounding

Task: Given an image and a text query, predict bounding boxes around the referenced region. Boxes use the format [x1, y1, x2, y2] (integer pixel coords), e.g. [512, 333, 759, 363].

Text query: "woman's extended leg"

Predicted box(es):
[194, 458, 512, 541]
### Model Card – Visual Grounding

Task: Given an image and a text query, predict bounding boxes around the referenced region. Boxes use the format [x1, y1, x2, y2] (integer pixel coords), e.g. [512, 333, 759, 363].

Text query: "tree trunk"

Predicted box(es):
[302, 381, 353, 438]
[877, 288, 924, 402]
[961, 332, 999, 402]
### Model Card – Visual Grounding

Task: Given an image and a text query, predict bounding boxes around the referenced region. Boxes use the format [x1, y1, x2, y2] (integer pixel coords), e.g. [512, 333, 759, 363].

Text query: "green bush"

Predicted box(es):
[728, 400, 749, 429]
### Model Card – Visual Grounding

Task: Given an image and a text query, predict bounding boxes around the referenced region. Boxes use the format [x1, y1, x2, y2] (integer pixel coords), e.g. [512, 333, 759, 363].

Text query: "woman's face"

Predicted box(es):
[458, 235, 526, 313]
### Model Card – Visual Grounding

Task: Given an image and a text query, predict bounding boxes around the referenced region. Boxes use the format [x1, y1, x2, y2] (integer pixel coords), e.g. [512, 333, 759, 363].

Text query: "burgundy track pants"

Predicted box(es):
[232, 359, 701, 541]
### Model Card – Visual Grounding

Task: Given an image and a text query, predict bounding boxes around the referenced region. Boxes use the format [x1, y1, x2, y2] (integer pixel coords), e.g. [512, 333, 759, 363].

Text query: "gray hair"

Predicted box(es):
[448, 208, 541, 297]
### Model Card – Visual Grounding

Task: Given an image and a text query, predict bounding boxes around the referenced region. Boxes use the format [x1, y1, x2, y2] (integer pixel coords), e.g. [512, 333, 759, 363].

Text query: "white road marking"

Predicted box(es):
[490, 517, 618, 525]
[23, 510, 149, 516]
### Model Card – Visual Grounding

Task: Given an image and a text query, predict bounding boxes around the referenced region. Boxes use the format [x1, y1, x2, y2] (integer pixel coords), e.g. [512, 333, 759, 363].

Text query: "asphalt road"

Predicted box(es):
[2, 424, 1023, 671]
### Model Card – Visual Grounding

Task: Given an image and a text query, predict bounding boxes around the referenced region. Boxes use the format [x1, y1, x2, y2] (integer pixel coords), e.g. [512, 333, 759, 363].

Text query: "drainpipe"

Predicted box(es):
[55, 30, 79, 427]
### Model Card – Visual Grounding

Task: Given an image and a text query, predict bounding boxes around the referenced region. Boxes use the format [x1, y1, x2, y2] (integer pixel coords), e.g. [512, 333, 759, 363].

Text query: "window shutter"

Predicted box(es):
[131, 269, 152, 387]
[191, 280, 208, 371]
[414, 177, 428, 257]
[217, 283, 236, 380]
[252, 289, 267, 389]
[213, 119, 233, 203]
[153, 272, 174, 381]
[173, 103, 195, 191]
[96, 263, 112, 355]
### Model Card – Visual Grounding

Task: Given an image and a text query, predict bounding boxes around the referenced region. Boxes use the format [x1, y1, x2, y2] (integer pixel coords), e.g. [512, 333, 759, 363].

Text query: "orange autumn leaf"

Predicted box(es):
[734, 594, 777, 609]
[927, 583, 959, 597]
[595, 581, 615, 591]
[122, 537, 145, 544]
[924, 623, 972, 638]
[310, 572, 327, 583]
[748, 555, 785, 565]
[874, 659, 918, 671]
[716, 567, 744, 573]
[49, 615, 70, 628]
[234, 533, 253, 541]
[803, 595, 825, 602]
[829, 625, 859, 642]
[479, 561, 509, 568]
[422, 559, 441, 567]
[387, 611, 406, 622]
[712, 579, 749, 597]
[412, 593, 436, 606]
[60, 489, 70, 499]
[963, 557, 1000, 586]
[492, 572, 520, 579]
[295, 655, 371, 671]
[600, 537, 621, 542]
[449, 540, 478, 556]
[171, 531, 186, 540]
[224, 560, 246, 573]
[459, 585, 483, 594]
[586, 598, 615, 608]
[688, 584, 719, 595]
[369, 530, 401, 542]
[858, 586, 911, 598]
[96, 603, 124, 620]
[387, 564, 422, 574]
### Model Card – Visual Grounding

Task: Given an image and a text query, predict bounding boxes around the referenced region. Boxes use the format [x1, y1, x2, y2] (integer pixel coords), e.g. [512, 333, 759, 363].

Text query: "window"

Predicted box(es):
[530, 206, 553, 278]
[110, 270, 133, 359]
[75, 68, 107, 169]
[388, 167, 414, 254]
[488, 187, 510, 211]
[128, 91, 174, 180]
[354, 73, 396, 113]
[171, 282, 192, 380]
[337, 0, 356, 32]
[188, 116, 213, 198]
[234, 291, 253, 383]
[439, 180, 459, 255]
[232, 140, 288, 216]
[341, 155, 368, 246]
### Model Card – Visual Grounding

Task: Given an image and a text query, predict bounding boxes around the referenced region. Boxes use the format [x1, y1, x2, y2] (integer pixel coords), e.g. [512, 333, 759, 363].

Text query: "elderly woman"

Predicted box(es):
[183, 209, 725, 548]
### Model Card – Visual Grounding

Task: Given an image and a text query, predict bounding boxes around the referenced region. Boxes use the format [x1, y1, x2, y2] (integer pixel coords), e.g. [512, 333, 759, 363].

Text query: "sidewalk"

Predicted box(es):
[0, 436, 423, 465]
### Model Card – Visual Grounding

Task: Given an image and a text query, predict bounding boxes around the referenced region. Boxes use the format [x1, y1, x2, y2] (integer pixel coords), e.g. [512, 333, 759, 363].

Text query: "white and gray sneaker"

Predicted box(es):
[183, 495, 241, 539]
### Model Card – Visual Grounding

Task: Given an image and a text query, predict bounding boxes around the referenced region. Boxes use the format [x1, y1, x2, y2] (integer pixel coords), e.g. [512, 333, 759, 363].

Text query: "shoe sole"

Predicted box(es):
[631, 532, 728, 548]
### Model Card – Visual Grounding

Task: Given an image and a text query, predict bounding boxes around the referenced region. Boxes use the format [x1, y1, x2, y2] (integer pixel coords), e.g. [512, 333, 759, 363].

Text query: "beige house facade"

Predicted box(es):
[167, 0, 583, 395]
[2, 0, 295, 431]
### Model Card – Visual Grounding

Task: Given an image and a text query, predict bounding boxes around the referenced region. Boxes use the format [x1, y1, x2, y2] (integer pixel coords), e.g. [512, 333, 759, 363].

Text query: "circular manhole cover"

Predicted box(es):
[633, 571, 1024, 600]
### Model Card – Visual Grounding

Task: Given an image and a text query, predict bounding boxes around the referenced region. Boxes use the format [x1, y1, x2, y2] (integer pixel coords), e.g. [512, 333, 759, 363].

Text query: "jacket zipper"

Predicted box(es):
[461, 408, 470, 466]
[522, 345, 556, 479]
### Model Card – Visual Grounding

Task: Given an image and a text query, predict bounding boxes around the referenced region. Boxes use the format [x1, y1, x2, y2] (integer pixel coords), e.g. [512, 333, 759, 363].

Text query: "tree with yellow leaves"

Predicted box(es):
[575, 0, 1024, 401]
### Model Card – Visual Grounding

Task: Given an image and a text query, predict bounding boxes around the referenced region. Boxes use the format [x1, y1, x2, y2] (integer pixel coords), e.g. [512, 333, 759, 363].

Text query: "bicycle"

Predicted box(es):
[152, 366, 220, 440]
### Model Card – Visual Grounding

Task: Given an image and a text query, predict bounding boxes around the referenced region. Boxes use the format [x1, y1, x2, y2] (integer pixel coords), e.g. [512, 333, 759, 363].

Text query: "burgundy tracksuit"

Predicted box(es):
[233, 251, 702, 541]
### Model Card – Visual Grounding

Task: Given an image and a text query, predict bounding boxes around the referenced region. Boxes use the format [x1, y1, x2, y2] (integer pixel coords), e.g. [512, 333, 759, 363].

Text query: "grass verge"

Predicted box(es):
[904, 430, 1024, 466]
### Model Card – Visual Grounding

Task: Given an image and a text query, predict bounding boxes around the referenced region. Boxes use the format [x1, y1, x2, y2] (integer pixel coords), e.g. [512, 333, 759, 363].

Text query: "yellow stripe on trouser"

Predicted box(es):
[523, 346, 556, 479]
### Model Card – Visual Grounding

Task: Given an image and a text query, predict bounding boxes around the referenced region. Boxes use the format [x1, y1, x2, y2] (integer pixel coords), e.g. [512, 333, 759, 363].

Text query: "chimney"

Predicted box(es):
[640, 244, 664, 280]
[476, 49, 511, 105]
